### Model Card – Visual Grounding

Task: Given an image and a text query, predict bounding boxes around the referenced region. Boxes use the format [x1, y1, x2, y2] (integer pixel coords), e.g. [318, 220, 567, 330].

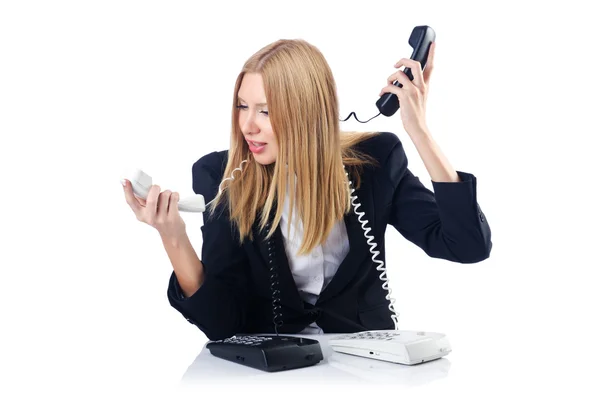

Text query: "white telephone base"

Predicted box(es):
[328, 330, 451, 365]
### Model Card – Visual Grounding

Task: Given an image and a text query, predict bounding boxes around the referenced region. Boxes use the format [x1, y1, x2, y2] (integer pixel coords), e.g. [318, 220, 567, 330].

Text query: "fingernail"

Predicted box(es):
[120, 179, 126, 187]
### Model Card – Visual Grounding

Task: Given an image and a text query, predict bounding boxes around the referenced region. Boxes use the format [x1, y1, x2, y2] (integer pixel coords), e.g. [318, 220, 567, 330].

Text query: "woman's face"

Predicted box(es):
[238, 73, 278, 165]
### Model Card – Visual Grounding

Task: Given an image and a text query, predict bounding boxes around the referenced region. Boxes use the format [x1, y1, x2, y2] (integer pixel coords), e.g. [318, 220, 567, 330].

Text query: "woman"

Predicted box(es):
[122, 39, 492, 341]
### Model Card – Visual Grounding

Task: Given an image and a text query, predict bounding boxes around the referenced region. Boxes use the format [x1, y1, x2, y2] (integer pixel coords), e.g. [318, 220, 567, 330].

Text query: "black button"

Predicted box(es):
[477, 205, 485, 222]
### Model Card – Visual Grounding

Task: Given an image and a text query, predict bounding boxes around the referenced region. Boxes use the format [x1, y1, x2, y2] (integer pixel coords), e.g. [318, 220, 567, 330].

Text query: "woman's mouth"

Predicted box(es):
[247, 139, 267, 153]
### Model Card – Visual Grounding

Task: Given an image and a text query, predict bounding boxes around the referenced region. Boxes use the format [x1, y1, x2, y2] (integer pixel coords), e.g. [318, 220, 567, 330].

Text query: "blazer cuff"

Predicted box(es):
[431, 170, 478, 209]
[430, 170, 492, 258]
[171, 274, 189, 301]
[168, 271, 210, 306]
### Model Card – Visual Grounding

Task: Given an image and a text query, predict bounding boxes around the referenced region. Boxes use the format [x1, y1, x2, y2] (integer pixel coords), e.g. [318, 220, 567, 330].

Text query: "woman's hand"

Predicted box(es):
[122, 179, 187, 242]
[379, 41, 436, 136]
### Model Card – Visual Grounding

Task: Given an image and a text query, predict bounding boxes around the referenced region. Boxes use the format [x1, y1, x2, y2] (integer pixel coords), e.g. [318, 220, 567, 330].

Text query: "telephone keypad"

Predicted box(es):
[215, 335, 273, 346]
[337, 331, 399, 341]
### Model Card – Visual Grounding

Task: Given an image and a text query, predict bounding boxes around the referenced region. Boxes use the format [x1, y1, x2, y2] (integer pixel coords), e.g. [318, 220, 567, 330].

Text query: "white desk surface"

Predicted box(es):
[178, 333, 451, 387]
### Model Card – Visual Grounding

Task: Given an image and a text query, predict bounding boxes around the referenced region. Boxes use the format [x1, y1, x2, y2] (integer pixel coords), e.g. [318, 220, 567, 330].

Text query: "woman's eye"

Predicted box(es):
[236, 105, 268, 116]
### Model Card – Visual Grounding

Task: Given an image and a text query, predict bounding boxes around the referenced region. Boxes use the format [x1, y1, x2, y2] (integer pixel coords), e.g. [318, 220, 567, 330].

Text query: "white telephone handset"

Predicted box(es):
[123, 169, 206, 213]
[121, 160, 248, 213]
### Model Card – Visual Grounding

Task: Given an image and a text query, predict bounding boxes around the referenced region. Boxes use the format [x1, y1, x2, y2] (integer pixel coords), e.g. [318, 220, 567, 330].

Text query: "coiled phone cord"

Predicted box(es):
[268, 236, 284, 335]
[344, 165, 400, 330]
[204, 159, 248, 208]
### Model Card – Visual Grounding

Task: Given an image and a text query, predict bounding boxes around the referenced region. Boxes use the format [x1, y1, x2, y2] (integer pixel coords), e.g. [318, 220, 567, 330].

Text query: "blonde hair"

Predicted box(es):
[207, 38, 381, 255]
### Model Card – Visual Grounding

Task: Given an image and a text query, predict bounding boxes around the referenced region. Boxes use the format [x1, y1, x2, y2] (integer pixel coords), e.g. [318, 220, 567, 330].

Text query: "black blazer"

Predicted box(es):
[167, 132, 492, 341]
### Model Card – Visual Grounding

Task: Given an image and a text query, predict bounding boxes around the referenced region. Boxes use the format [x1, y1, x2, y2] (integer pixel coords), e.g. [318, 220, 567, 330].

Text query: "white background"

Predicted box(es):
[1, 0, 599, 395]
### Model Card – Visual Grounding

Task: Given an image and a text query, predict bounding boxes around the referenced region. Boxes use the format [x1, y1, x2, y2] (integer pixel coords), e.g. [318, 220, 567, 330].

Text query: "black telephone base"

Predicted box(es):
[206, 335, 324, 372]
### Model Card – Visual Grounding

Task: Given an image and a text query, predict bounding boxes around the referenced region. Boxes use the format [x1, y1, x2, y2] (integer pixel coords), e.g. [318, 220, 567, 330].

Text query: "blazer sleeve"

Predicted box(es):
[166, 152, 249, 340]
[386, 136, 493, 263]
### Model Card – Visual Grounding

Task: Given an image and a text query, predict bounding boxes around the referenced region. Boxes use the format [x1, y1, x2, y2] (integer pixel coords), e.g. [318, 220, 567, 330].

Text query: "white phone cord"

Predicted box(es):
[344, 166, 400, 330]
[205, 159, 248, 207]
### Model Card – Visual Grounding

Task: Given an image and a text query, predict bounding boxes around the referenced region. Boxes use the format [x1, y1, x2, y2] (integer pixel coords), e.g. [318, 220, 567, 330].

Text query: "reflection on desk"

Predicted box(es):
[179, 333, 451, 386]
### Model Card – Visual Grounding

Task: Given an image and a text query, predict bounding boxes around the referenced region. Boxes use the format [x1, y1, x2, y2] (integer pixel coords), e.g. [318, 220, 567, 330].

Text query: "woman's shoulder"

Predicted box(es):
[192, 150, 229, 177]
[352, 131, 403, 166]
[191, 150, 229, 197]
[349, 131, 410, 189]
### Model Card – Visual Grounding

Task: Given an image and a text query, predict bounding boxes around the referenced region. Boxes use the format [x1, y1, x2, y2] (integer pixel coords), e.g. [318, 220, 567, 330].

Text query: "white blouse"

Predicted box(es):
[279, 174, 350, 334]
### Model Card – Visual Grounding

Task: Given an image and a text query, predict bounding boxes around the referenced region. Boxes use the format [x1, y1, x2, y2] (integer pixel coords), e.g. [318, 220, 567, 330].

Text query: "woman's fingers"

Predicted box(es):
[169, 192, 180, 216]
[122, 179, 144, 214]
[156, 189, 172, 223]
[123, 180, 183, 237]
[145, 185, 161, 218]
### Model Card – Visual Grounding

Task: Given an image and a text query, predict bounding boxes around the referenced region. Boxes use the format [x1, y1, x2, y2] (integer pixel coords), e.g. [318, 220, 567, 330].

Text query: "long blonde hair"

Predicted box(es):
[207, 39, 381, 255]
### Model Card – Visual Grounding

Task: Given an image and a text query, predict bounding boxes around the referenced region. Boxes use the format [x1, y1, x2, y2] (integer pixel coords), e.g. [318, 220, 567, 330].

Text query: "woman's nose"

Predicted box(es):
[241, 113, 258, 133]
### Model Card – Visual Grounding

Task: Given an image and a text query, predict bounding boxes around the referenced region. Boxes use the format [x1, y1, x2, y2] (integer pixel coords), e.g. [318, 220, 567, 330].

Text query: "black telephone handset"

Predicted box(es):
[376, 25, 436, 117]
